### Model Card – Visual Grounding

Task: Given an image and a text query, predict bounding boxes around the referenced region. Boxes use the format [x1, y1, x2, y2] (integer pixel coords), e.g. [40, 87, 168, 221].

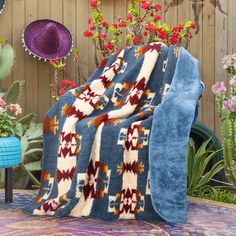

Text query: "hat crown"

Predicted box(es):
[33, 22, 60, 55]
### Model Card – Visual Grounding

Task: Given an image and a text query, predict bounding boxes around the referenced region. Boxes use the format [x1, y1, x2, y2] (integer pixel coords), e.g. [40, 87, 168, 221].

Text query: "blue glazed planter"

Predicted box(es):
[0, 137, 21, 168]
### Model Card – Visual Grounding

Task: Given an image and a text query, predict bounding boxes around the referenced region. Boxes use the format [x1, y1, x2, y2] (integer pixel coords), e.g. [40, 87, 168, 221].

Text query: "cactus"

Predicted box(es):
[0, 42, 14, 80]
[4, 80, 24, 103]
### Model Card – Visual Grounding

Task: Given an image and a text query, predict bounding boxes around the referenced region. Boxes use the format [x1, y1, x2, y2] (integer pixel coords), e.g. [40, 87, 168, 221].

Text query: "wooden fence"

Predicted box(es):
[0, 0, 236, 134]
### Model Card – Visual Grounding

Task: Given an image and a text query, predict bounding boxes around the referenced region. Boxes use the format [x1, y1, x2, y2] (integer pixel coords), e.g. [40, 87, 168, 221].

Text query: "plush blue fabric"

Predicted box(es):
[149, 48, 203, 222]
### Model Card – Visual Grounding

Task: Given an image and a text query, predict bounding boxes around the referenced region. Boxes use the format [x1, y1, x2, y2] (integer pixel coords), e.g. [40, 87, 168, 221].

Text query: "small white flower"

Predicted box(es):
[0, 107, 4, 115]
[14, 104, 22, 116]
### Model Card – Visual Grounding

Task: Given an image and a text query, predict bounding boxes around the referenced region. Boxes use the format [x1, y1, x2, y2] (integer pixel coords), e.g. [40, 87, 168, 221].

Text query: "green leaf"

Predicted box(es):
[24, 148, 43, 156]
[19, 162, 40, 187]
[25, 123, 43, 140]
[24, 161, 42, 171]
[21, 135, 29, 158]
[0, 92, 5, 97]
[15, 122, 24, 137]
[187, 139, 195, 188]
[18, 113, 35, 126]
[199, 148, 223, 179]
[196, 160, 225, 189]
[28, 139, 43, 145]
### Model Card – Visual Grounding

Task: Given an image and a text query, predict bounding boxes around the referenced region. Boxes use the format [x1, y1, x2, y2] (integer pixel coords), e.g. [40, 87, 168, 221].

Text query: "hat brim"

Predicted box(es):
[22, 19, 73, 61]
[0, 0, 5, 13]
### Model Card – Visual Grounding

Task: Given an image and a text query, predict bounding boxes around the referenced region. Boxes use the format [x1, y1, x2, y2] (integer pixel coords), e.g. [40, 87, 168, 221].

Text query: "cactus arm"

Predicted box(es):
[0, 44, 14, 80]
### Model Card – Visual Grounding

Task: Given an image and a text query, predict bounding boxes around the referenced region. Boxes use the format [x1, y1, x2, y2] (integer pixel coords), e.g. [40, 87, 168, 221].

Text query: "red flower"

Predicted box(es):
[102, 21, 108, 27]
[143, 31, 148, 36]
[126, 13, 133, 21]
[112, 24, 118, 29]
[154, 4, 162, 11]
[154, 15, 161, 22]
[71, 83, 78, 89]
[175, 24, 184, 32]
[104, 41, 114, 52]
[90, 25, 95, 30]
[88, 18, 93, 25]
[133, 36, 141, 44]
[169, 35, 179, 45]
[191, 22, 196, 29]
[90, 0, 97, 8]
[158, 29, 167, 40]
[58, 81, 65, 87]
[83, 30, 93, 37]
[50, 56, 59, 65]
[117, 18, 126, 28]
[98, 34, 106, 40]
[189, 32, 193, 39]
[146, 22, 156, 32]
[141, 1, 151, 10]
[64, 80, 72, 86]
[58, 89, 66, 96]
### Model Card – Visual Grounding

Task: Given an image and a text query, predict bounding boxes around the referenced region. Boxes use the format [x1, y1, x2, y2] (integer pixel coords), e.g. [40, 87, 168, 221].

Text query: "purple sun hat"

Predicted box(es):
[22, 19, 73, 61]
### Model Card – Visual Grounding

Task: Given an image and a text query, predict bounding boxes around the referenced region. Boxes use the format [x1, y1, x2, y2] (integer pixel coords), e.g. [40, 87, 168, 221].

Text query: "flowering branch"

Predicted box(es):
[84, 0, 196, 66]
[49, 56, 77, 101]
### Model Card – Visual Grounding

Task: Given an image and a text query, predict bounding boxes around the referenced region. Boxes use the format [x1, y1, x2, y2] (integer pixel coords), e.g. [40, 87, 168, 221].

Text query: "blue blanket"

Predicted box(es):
[23, 43, 202, 223]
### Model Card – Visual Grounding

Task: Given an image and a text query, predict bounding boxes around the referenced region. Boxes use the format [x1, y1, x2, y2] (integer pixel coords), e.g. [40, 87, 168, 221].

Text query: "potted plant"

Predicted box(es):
[0, 97, 22, 167]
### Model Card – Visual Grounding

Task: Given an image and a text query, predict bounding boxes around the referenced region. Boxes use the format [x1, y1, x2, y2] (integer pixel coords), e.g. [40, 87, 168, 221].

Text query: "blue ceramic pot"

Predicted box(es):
[0, 136, 21, 168]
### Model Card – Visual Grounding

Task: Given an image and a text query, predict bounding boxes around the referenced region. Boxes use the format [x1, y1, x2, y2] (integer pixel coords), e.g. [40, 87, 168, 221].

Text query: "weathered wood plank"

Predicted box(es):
[115, 0, 127, 48]
[12, 0, 26, 114]
[37, 0, 51, 121]
[25, 0, 38, 115]
[177, 0, 190, 24]
[63, 0, 76, 82]
[76, 0, 89, 83]
[164, 0, 178, 27]
[215, 0, 228, 135]
[50, 0, 63, 105]
[189, 0, 204, 122]
[228, 0, 236, 54]
[202, 0, 215, 130]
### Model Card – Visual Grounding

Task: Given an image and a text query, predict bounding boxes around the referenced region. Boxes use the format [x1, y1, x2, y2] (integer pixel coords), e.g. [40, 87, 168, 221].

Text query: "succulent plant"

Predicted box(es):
[0, 41, 14, 80]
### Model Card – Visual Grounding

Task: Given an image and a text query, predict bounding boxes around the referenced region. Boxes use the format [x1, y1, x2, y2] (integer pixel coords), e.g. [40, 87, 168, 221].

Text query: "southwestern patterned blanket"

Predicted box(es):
[24, 43, 203, 223]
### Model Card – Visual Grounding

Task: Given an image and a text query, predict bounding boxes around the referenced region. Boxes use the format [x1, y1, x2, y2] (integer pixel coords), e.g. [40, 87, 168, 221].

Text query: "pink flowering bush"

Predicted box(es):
[84, 0, 196, 66]
[212, 53, 236, 189]
[0, 97, 22, 137]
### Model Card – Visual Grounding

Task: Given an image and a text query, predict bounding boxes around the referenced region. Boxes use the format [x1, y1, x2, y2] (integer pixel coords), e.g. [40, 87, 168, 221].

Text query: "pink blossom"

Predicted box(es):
[223, 97, 236, 112]
[6, 103, 16, 112]
[229, 75, 236, 86]
[6, 103, 22, 115]
[0, 97, 6, 107]
[212, 81, 227, 95]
